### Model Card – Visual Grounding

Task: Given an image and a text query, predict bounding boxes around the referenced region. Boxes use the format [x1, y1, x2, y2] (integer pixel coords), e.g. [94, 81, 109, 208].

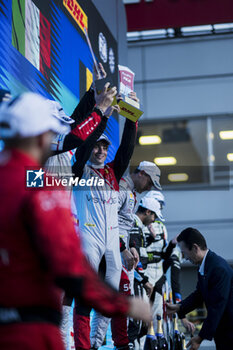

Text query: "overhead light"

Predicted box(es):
[227, 153, 233, 161]
[214, 23, 233, 32]
[139, 135, 161, 145]
[141, 29, 166, 37]
[181, 24, 213, 36]
[219, 130, 233, 140]
[123, 0, 140, 4]
[168, 173, 189, 182]
[154, 156, 177, 166]
[127, 23, 233, 42]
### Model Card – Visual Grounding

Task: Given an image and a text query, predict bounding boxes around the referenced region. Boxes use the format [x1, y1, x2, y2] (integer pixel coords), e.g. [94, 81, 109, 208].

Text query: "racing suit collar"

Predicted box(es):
[134, 214, 143, 229]
[87, 160, 105, 169]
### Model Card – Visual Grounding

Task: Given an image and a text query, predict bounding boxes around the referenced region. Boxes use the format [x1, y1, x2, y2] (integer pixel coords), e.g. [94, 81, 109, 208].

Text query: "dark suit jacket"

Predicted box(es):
[178, 250, 233, 346]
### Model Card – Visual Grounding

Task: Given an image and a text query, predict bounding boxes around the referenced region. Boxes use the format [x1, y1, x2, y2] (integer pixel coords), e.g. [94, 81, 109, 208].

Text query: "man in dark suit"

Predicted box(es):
[166, 227, 233, 350]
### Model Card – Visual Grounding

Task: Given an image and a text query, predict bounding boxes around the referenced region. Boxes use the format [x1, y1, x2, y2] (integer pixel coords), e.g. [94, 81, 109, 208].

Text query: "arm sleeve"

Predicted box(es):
[135, 261, 149, 285]
[198, 267, 232, 341]
[120, 237, 126, 252]
[129, 225, 149, 285]
[26, 189, 129, 318]
[112, 119, 137, 183]
[72, 112, 108, 179]
[61, 108, 105, 152]
[178, 280, 203, 319]
[163, 254, 182, 303]
[118, 184, 127, 212]
[129, 226, 141, 252]
[53, 89, 104, 153]
[161, 240, 176, 260]
[70, 88, 95, 123]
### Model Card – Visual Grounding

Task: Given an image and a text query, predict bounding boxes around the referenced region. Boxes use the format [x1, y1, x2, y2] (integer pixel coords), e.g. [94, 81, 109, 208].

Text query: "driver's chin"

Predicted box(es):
[93, 157, 104, 165]
[188, 258, 196, 264]
[138, 185, 146, 194]
[93, 160, 101, 165]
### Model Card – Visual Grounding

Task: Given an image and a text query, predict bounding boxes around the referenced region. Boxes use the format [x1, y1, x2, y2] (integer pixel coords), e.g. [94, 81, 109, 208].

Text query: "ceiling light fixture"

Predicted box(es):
[139, 135, 161, 145]
[154, 156, 177, 166]
[227, 153, 233, 161]
[219, 130, 233, 140]
[168, 173, 189, 182]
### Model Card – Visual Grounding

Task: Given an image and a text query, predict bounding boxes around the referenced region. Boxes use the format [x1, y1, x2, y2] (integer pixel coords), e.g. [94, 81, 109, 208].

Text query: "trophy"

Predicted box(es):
[114, 64, 144, 122]
[84, 28, 143, 121]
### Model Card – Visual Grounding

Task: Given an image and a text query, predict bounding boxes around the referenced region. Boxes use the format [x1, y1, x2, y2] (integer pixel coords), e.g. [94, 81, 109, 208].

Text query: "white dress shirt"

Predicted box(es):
[199, 249, 209, 276]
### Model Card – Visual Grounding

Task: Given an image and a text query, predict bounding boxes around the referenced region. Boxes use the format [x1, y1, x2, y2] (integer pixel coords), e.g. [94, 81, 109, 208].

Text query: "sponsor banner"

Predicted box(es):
[1, 0, 119, 162]
[63, 0, 87, 34]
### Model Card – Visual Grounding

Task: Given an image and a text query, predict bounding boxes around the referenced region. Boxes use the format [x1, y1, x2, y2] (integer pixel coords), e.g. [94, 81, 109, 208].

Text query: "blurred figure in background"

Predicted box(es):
[127, 196, 161, 348]
[142, 191, 195, 339]
[111, 162, 162, 350]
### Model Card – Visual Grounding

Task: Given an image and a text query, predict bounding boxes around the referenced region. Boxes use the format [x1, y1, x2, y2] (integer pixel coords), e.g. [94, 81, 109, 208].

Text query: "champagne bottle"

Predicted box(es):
[162, 284, 168, 340]
[168, 290, 173, 350]
[172, 314, 182, 350]
[143, 322, 158, 350]
[156, 315, 168, 350]
[181, 333, 187, 350]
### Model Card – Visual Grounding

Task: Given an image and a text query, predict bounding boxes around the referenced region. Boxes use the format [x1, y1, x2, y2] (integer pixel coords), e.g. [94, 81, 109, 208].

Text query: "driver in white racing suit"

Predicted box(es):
[142, 191, 195, 338]
[90, 162, 162, 350]
[72, 91, 139, 350]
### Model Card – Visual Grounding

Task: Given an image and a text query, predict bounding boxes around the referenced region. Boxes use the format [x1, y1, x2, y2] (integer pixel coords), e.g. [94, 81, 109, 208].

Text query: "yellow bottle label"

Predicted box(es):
[174, 315, 178, 332]
[147, 322, 155, 336]
[157, 317, 163, 335]
[182, 336, 187, 349]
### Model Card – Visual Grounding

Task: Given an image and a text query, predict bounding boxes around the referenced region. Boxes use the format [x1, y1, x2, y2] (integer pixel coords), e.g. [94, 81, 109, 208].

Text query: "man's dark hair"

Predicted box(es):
[177, 227, 207, 250]
[136, 205, 157, 218]
[95, 140, 109, 148]
[133, 168, 140, 174]
[136, 205, 148, 214]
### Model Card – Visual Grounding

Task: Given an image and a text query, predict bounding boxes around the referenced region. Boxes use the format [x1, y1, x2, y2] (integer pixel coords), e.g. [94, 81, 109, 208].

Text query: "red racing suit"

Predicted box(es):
[0, 149, 129, 350]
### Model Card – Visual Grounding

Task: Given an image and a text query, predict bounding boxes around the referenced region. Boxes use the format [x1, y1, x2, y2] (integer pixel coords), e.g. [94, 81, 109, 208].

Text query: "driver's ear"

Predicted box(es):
[138, 170, 143, 177]
[192, 243, 199, 252]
